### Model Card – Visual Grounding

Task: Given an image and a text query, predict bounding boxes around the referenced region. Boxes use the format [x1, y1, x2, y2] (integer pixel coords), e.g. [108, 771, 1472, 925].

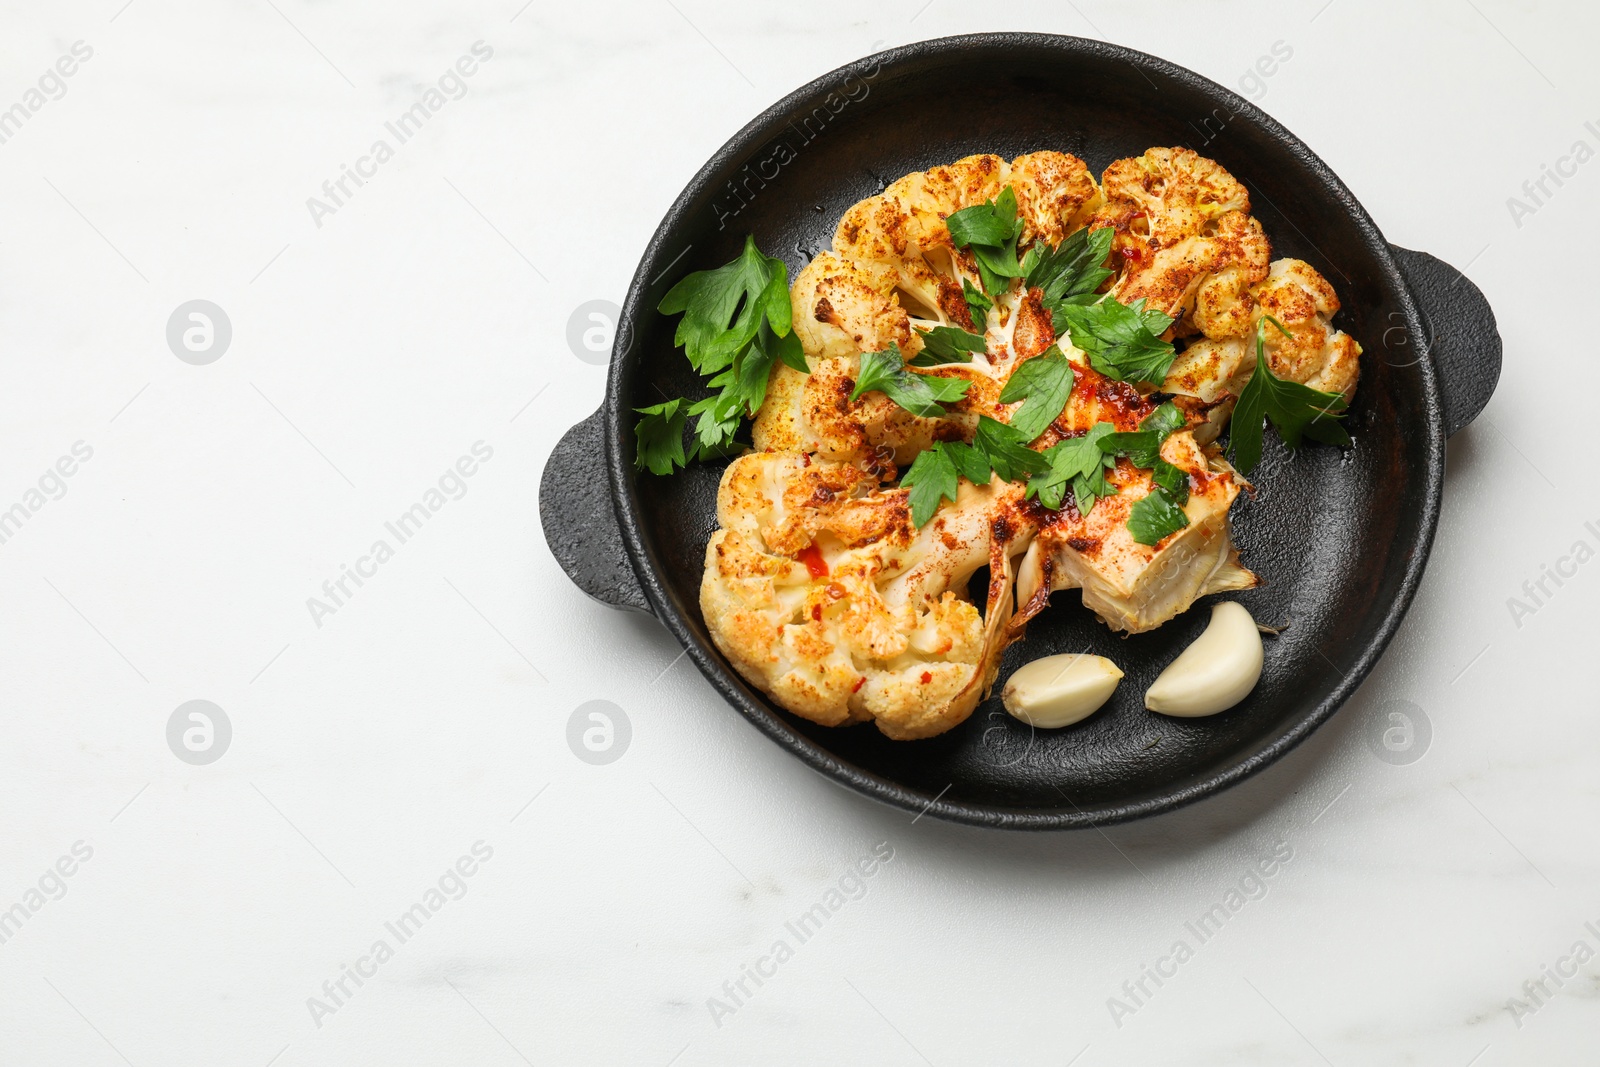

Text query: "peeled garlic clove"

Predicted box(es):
[1145, 602, 1263, 717]
[1002, 654, 1123, 728]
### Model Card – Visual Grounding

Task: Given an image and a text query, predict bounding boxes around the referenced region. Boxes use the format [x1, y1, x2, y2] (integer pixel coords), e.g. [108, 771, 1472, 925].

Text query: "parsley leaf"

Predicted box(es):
[1074, 468, 1118, 515]
[851, 344, 972, 417]
[972, 244, 1023, 296]
[1028, 422, 1117, 511]
[900, 440, 992, 526]
[1093, 404, 1185, 469]
[1227, 318, 1352, 474]
[1058, 297, 1177, 385]
[910, 325, 987, 366]
[1030, 403, 1194, 523]
[768, 318, 809, 374]
[946, 208, 1010, 248]
[974, 415, 1048, 482]
[999, 345, 1075, 441]
[962, 279, 993, 330]
[1138, 401, 1187, 440]
[685, 393, 742, 461]
[733, 319, 802, 412]
[657, 235, 791, 373]
[1151, 460, 1190, 505]
[943, 440, 992, 484]
[1127, 486, 1189, 546]
[946, 187, 1025, 298]
[634, 399, 688, 475]
[900, 444, 959, 528]
[1096, 430, 1162, 469]
[1025, 225, 1115, 308]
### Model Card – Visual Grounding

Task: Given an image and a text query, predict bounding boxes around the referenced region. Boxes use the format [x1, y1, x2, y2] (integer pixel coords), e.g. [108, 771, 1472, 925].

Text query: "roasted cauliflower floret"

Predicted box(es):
[700, 451, 1031, 740]
[1008, 150, 1104, 248]
[1164, 258, 1361, 405]
[751, 352, 1002, 464]
[1090, 147, 1269, 328]
[883, 153, 1008, 254]
[789, 251, 914, 362]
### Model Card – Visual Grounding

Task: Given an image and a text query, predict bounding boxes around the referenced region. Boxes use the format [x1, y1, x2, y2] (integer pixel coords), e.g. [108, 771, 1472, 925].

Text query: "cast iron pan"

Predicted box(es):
[541, 34, 1500, 829]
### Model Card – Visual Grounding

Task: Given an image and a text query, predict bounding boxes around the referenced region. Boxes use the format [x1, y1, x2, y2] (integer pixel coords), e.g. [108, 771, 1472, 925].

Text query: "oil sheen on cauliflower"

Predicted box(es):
[700, 147, 1358, 739]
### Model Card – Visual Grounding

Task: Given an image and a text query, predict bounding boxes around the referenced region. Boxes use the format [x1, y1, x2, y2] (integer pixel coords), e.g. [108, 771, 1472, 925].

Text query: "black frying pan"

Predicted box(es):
[541, 34, 1500, 829]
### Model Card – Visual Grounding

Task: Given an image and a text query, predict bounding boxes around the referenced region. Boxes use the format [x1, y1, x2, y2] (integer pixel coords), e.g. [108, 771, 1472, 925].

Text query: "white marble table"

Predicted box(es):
[1, 1, 1594, 1063]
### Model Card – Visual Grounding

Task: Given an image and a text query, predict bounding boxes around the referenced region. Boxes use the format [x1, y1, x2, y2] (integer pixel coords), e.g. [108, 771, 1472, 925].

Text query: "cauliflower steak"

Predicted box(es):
[685, 146, 1360, 739]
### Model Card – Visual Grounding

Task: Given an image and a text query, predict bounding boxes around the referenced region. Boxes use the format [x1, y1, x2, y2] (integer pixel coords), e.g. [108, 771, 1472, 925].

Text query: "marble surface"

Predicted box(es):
[1, 0, 1596, 1063]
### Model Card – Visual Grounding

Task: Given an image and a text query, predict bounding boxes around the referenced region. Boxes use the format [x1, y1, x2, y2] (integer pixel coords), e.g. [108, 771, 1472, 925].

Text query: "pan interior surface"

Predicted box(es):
[613, 37, 1439, 826]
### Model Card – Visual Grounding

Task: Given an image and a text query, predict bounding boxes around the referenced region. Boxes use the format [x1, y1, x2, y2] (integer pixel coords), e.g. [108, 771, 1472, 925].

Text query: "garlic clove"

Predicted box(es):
[1002, 654, 1124, 728]
[1145, 601, 1263, 717]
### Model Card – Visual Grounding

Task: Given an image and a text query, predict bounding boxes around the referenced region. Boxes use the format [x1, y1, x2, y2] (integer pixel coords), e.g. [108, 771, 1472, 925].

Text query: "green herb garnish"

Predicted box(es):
[998, 345, 1075, 441]
[638, 237, 805, 472]
[946, 187, 1026, 298]
[1227, 316, 1352, 474]
[1026, 225, 1115, 308]
[633, 399, 688, 476]
[974, 415, 1049, 483]
[962, 279, 993, 330]
[1027, 422, 1118, 513]
[1025, 400, 1193, 538]
[851, 344, 971, 417]
[899, 416, 1051, 527]
[1127, 486, 1190, 546]
[1057, 296, 1177, 385]
[909, 325, 987, 366]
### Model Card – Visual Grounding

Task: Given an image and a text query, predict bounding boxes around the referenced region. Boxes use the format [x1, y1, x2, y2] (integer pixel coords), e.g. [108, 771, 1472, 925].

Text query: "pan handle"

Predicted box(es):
[540, 408, 654, 615]
[1390, 245, 1502, 437]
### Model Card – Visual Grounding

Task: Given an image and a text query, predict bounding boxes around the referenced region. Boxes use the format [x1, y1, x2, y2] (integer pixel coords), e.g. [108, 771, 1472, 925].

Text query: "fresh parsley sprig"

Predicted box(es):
[945, 187, 1026, 298]
[1126, 488, 1190, 546]
[1227, 316, 1352, 475]
[633, 399, 688, 476]
[1027, 422, 1118, 513]
[851, 344, 971, 417]
[1117, 402, 1192, 545]
[659, 235, 792, 371]
[899, 444, 964, 528]
[891, 343, 1072, 526]
[975, 415, 1049, 482]
[636, 237, 807, 473]
[1012, 223, 1174, 387]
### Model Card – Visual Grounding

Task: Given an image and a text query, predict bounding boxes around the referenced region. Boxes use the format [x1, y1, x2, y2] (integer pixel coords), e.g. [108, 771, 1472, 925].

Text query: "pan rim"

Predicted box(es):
[602, 32, 1447, 830]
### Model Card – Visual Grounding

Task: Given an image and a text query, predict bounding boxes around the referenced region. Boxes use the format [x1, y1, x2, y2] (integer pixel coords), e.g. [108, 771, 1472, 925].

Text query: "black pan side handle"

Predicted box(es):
[1390, 245, 1502, 437]
[540, 408, 653, 615]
